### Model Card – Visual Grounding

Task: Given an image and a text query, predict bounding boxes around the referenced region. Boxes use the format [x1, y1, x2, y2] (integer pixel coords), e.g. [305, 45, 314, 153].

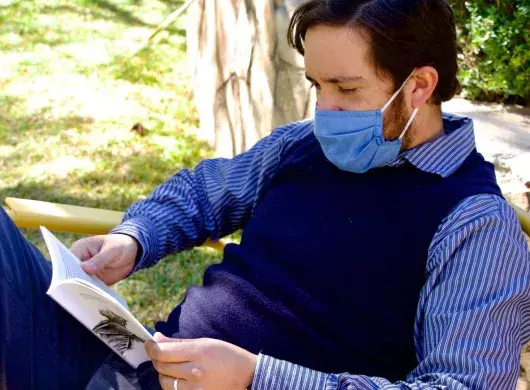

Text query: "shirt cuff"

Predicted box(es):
[251, 354, 328, 390]
[109, 216, 159, 274]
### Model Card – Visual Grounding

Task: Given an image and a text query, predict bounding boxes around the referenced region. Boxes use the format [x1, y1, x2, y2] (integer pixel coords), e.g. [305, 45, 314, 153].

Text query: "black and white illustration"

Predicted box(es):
[92, 309, 146, 354]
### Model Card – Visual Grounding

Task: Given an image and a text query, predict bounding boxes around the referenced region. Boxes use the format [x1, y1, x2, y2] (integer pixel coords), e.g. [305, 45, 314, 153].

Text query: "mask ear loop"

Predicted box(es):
[399, 107, 419, 140]
[381, 69, 417, 113]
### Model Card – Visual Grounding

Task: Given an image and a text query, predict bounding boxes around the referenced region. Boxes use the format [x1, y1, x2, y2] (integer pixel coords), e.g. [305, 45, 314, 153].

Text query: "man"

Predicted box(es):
[2, 0, 530, 389]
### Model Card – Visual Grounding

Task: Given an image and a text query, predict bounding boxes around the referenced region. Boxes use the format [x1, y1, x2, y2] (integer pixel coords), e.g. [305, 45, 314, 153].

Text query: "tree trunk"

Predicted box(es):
[186, 0, 313, 157]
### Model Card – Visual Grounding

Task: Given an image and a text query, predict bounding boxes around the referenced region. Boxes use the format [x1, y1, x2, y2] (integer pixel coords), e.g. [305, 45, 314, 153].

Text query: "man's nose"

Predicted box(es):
[316, 96, 342, 111]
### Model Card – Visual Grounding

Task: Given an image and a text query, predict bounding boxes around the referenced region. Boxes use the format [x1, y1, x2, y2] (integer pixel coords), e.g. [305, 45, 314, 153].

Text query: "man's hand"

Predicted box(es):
[146, 333, 258, 390]
[70, 234, 138, 286]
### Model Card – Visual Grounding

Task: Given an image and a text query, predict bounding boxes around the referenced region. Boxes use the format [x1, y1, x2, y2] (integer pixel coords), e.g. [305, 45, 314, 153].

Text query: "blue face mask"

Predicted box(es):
[314, 71, 419, 174]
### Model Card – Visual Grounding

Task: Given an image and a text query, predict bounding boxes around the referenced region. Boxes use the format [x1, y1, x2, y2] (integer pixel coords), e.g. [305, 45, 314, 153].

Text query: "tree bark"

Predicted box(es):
[186, 0, 313, 157]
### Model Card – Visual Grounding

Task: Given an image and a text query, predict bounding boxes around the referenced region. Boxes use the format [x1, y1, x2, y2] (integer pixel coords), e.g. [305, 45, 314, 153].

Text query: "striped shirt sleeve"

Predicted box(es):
[252, 195, 530, 390]
[110, 121, 313, 272]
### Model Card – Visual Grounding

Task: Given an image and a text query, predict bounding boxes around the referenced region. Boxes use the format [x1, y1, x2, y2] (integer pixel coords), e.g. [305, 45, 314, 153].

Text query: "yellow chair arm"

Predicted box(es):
[4, 197, 225, 251]
[509, 201, 530, 237]
[6, 197, 124, 235]
[2, 206, 15, 221]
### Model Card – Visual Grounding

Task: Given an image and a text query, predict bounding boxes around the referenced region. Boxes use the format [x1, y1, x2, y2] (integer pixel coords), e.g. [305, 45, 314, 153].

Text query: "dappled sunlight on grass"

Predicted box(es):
[1, 0, 224, 325]
[26, 156, 98, 180]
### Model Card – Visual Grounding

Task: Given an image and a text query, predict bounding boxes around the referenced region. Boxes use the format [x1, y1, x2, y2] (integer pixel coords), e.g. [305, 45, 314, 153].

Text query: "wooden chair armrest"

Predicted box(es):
[509, 201, 530, 237]
[2, 206, 15, 221]
[4, 197, 225, 251]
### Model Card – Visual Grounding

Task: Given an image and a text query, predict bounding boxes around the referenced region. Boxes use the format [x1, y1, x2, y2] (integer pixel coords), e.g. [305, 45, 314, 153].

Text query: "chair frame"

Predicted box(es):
[3, 197, 226, 252]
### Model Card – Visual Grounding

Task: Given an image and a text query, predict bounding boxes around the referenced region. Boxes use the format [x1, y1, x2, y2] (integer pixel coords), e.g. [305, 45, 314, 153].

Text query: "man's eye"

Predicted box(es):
[339, 87, 358, 94]
[310, 82, 321, 90]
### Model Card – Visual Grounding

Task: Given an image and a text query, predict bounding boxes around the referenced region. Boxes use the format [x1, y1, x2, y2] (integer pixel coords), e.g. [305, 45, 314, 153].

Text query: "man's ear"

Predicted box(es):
[409, 66, 439, 108]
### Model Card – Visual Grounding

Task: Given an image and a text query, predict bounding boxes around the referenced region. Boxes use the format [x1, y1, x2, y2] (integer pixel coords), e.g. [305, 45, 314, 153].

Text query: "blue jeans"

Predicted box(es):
[0, 207, 160, 389]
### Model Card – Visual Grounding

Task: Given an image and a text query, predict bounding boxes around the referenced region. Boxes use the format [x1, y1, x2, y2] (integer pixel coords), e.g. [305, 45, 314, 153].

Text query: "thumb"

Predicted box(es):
[154, 332, 180, 343]
[81, 247, 114, 274]
[70, 237, 102, 262]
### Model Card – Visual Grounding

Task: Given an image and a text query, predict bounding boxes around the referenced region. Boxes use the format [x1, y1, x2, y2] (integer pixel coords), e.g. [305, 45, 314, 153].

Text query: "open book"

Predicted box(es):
[40, 226, 156, 368]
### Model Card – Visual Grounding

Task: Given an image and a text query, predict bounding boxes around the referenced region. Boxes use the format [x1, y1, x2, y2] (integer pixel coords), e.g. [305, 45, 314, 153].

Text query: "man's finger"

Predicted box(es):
[80, 247, 115, 274]
[145, 339, 195, 363]
[159, 374, 190, 390]
[70, 239, 93, 261]
[152, 360, 203, 381]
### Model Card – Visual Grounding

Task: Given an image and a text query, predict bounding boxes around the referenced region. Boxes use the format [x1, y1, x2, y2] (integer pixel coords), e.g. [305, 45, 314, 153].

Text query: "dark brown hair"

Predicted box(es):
[287, 0, 461, 105]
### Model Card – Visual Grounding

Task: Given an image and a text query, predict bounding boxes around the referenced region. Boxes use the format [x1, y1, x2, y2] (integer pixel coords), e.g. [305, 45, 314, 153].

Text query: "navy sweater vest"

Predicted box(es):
[156, 133, 502, 380]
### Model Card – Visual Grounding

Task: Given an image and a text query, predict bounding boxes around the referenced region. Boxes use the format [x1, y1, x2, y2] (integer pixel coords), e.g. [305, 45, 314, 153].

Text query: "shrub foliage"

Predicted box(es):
[449, 0, 530, 103]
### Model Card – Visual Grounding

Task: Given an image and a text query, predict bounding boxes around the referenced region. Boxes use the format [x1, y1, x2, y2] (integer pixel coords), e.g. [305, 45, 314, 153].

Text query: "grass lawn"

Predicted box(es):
[0, 0, 225, 326]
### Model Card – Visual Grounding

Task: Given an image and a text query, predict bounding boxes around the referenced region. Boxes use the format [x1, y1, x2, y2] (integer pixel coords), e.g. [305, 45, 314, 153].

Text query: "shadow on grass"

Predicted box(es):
[73, 0, 187, 35]
[157, 0, 186, 6]
[1, 179, 107, 209]
[110, 46, 184, 85]
[0, 0, 185, 51]
[0, 94, 96, 146]
[0, 3, 74, 49]
[73, 0, 156, 28]
[1, 131, 217, 224]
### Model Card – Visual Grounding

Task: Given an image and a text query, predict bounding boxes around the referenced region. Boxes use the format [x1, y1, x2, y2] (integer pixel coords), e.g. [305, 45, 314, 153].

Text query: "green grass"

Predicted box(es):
[0, 0, 224, 326]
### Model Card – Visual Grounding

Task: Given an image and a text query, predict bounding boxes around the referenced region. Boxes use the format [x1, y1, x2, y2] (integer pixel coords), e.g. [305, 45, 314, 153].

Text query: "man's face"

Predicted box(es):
[304, 25, 411, 141]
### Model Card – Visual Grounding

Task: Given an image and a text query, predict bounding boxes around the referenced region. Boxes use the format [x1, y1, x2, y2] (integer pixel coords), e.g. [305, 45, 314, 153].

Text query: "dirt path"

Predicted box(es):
[444, 98, 530, 197]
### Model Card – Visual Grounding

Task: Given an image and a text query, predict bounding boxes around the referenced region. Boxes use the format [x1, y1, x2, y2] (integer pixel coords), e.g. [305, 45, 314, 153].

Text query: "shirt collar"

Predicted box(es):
[391, 113, 476, 178]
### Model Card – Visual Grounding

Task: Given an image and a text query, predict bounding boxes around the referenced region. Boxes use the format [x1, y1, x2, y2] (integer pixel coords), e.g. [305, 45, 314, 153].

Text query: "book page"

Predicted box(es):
[40, 226, 128, 309]
[49, 282, 155, 368]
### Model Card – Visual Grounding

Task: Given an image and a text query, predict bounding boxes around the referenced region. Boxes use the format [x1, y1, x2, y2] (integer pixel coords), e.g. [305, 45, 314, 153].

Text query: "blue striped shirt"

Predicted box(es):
[112, 113, 530, 390]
